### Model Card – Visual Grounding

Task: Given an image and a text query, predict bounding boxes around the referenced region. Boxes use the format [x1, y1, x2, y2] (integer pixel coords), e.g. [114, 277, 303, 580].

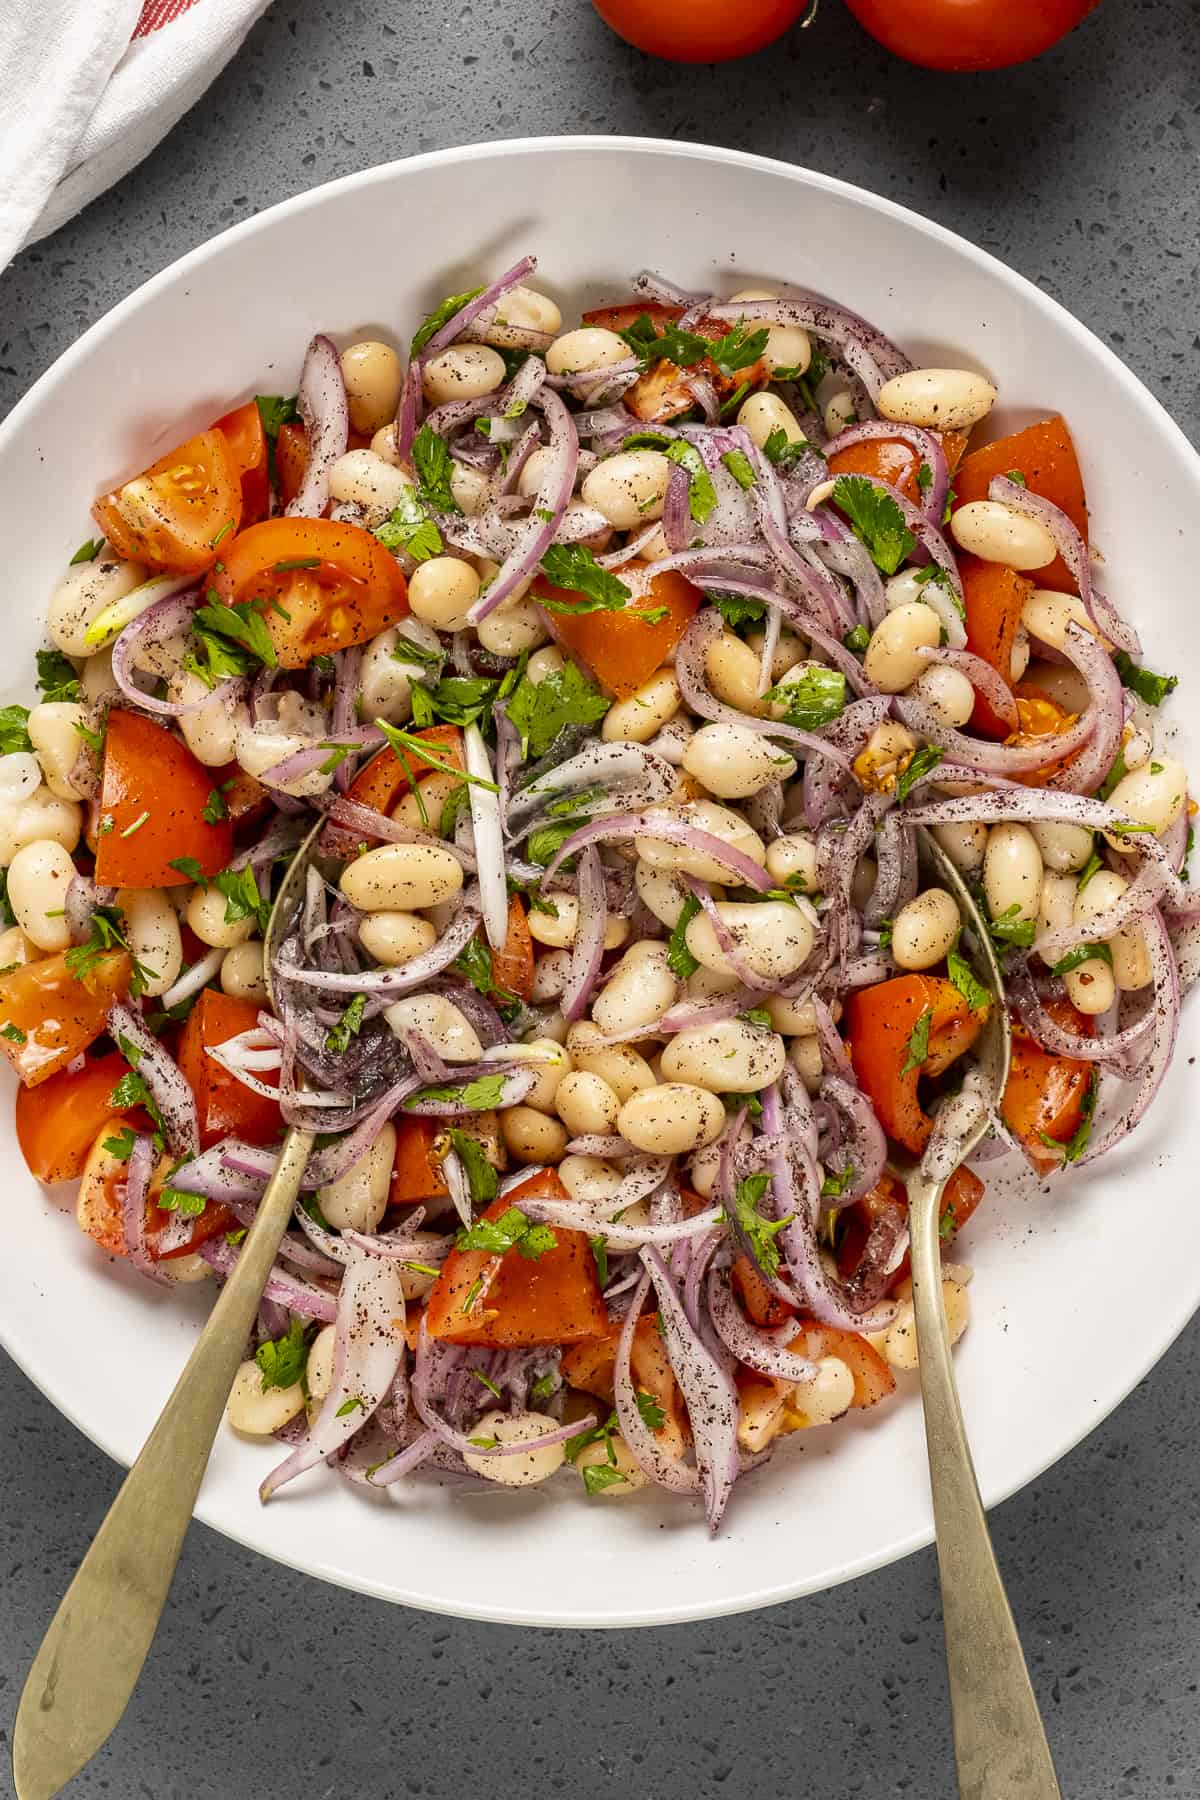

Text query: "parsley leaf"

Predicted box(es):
[212, 867, 271, 933]
[666, 892, 701, 979]
[535, 544, 632, 613]
[192, 598, 277, 671]
[583, 1464, 628, 1496]
[901, 1006, 933, 1075]
[254, 1317, 310, 1392]
[731, 1171, 792, 1281]
[69, 537, 105, 565]
[636, 1389, 666, 1431]
[761, 426, 809, 471]
[452, 936, 517, 1007]
[0, 705, 32, 755]
[168, 856, 206, 886]
[455, 1205, 556, 1260]
[202, 785, 230, 825]
[325, 992, 367, 1054]
[589, 1235, 609, 1288]
[831, 474, 916, 576]
[255, 394, 301, 442]
[505, 659, 610, 758]
[411, 285, 485, 358]
[67, 905, 158, 998]
[916, 462, 933, 495]
[1112, 652, 1178, 708]
[664, 440, 717, 525]
[1051, 940, 1114, 978]
[405, 1073, 509, 1112]
[1, 1021, 27, 1044]
[946, 940, 991, 1013]
[448, 1128, 499, 1209]
[895, 744, 945, 803]
[564, 1409, 618, 1462]
[765, 665, 846, 731]
[1076, 847, 1104, 892]
[36, 648, 81, 704]
[709, 592, 766, 633]
[843, 623, 871, 654]
[1038, 1071, 1098, 1166]
[373, 485, 444, 561]
[986, 901, 1037, 952]
[720, 449, 756, 491]
[1097, 748, 1127, 802]
[412, 674, 500, 731]
[820, 1164, 855, 1199]
[411, 424, 460, 513]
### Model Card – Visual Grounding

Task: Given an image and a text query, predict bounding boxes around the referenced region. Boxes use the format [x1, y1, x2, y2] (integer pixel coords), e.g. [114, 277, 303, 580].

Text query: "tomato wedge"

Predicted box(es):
[178, 990, 283, 1150]
[425, 1170, 608, 1347]
[0, 950, 130, 1088]
[92, 429, 242, 574]
[16, 1050, 150, 1182]
[960, 554, 1035, 739]
[560, 1311, 688, 1459]
[390, 1116, 450, 1206]
[213, 401, 270, 527]
[490, 894, 534, 1002]
[953, 416, 1087, 594]
[581, 298, 769, 424]
[828, 428, 971, 505]
[845, 974, 988, 1155]
[94, 709, 233, 888]
[211, 517, 409, 669]
[1001, 998, 1094, 1174]
[541, 565, 701, 700]
[275, 422, 308, 508]
[835, 1165, 984, 1289]
[75, 1125, 235, 1261]
[322, 726, 465, 854]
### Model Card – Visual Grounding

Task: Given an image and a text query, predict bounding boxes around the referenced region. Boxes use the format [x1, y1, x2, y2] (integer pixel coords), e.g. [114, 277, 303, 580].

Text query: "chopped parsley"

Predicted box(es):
[946, 940, 991, 1013]
[447, 1128, 500, 1210]
[255, 1317, 310, 1393]
[901, 1006, 933, 1075]
[0, 705, 32, 755]
[35, 648, 81, 704]
[190, 597, 277, 679]
[1112, 652, 1178, 708]
[374, 485, 444, 562]
[844, 623, 871, 654]
[1076, 847, 1104, 892]
[664, 440, 717, 525]
[212, 867, 271, 933]
[761, 426, 809, 471]
[375, 719, 496, 794]
[255, 394, 301, 442]
[0, 1021, 26, 1045]
[589, 1235, 609, 1288]
[831, 474, 916, 576]
[202, 784, 231, 825]
[505, 659, 610, 758]
[894, 744, 945, 803]
[1097, 748, 1127, 802]
[455, 1205, 556, 1261]
[530, 1371, 558, 1404]
[405, 1073, 509, 1112]
[820, 1164, 855, 1199]
[710, 592, 766, 633]
[411, 285, 485, 358]
[731, 1172, 792, 1281]
[666, 891, 701, 979]
[325, 992, 367, 1054]
[986, 901, 1037, 953]
[69, 537, 106, 566]
[66, 905, 158, 998]
[618, 313, 768, 380]
[410, 423, 460, 513]
[471, 1368, 503, 1399]
[452, 936, 517, 1009]
[336, 1396, 367, 1418]
[764, 665, 845, 731]
[916, 462, 933, 495]
[534, 545, 631, 613]
[1051, 941, 1113, 978]
[636, 1389, 666, 1431]
[720, 448, 756, 491]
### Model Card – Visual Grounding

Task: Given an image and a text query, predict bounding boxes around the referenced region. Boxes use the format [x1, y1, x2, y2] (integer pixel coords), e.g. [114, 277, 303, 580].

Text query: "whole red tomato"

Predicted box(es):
[591, 0, 813, 62]
[842, 0, 1101, 71]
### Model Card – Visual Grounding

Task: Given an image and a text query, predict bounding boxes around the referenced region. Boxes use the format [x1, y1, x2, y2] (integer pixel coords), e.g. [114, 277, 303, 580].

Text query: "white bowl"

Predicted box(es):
[2, 137, 1198, 1629]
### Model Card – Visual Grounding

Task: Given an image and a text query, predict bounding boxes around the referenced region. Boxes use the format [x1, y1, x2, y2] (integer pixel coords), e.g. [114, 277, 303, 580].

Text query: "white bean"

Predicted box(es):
[686, 965, 742, 1000]
[877, 368, 997, 432]
[593, 953, 676, 1037]
[525, 895, 628, 951]
[950, 501, 1056, 571]
[909, 663, 974, 729]
[617, 1083, 724, 1155]
[480, 285, 562, 347]
[526, 646, 565, 685]
[341, 843, 463, 912]
[1074, 869, 1152, 992]
[530, 947, 571, 1002]
[582, 451, 671, 530]
[1029, 820, 1095, 873]
[117, 887, 183, 998]
[491, 1038, 570, 1113]
[821, 391, 856, 438]
[421, 345, 506, 405]
[358, 910, 437, 967]
[305, 1324, 338, 1408]
[558, 1153, 625, 1204]
[1103, 757, 1187, 849]
[500, 1104, 568, 1165]
[869, 1274, 969, 1371]
[48, 555, 146, 657]
[729, 288, 812, 375]
[737, 390, 805, 452]
[1009, 628, 1031, 682]
[407, 556, 480, 630]
[602, 669, 681, 745]
[220, 940, 267, 1001]
[555, 1070, 621, 1137]
[931, 821, 988, 877]
[341, 340, 404, 435]
[891, 888, 960, 971]
[327, 447, 414, 515]
[384, 994, 482, 1062]
[983, 823, 1043, 924]
[635, 799, 766, 883]
[226, 1361, 306, 1435]
[390, 770, 459, 836]
[7, 839, 75, 951]
[462, 1410, 566, 1486]
[863, 603, 942, 693]
[235, 720, 332, 800]
[764, 831, 819, 891]
[685, 899, 814, 982]
[1021, 588, 1098, 651]
[565, 1022, 657, 1103]
[706, 632, 765, 716]
[167, 672, 239, 766]
[746, 625, 808, 684]
[789, 1034, 824, 1092]
[320, 1123, 396, 1232]
[1062, 954, 1116, 1016]
[0, 753, 40, 805]
[633, 861, 692, 929]
[1038, 870, 1078, 937]
[475, 593, 548, 658]
[0, 924, 34, 969]
[545, 327, 628, 377]
[360, 623, 429, 724]
[187, 883, 255, 950]
[660, 1017, 786, 1093]
[682, 722, 796, 800]
[761, 992, 816, 1036]
[448, 460, 489, 516]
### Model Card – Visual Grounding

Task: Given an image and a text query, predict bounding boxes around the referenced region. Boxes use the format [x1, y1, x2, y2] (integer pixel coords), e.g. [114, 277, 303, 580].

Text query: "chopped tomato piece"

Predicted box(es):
[953, 416, 1087, 594]
[74, 1125, 234, 1260]
[0, 950, 130, 1088]
[425, 1170, 608, 1347]
[542, 564, 701, 700]
[489, 895, 534, 1003]
[789, 1322, 896, 1411]
[92, 429, 242, 574]
[1001, 998, 1094, 1174]
[275, 421, 308, 508]
[207, 762, 271, 828]
[561, 1311, 687, 1458]
[177, 990, 283, 1150]
[94, 710, 233, 888]
[211, 517, 409, 669]
[845, 974, 987, 1155]
[212, 401, 271, 527]
[731, 1253, 794, 1328]
[322, 726, 465, 853]
[581, 299, 769, 424]
[835, 1165, 984, 1287]
[828, 428, 971, 504]
[16, 1050, 150, 1182]
[390, 1116, 449, 1205]
[960, 554, 1035, 739]
[938, 1165, 986, 1241]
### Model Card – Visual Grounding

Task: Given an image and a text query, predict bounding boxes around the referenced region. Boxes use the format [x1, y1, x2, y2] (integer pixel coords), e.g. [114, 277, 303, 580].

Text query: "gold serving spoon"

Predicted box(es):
[899, 826, 1061, 1798]
[12, 820, 329, 1800]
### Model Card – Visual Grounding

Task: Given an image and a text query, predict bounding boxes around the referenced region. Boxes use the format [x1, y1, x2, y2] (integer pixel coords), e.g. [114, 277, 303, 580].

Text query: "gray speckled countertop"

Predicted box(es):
[2, 4, 1199, 1795]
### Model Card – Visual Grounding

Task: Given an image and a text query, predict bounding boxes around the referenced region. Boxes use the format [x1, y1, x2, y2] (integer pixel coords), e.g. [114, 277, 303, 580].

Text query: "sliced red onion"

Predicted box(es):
[276, 901, 482, 996]
[286, 334, 349, 519]
[291, 1199, 353, 1267]
[756, 605, 783, 697]
[632, 270, 709, 306]
[467, 387, 578, 624]
[707, 1260, 818, 1384]
[260, 724, 386, 790]
[165, 1139, 272, 1204]
[440, 1146, 474, 1229]
[988, 474, 1138, 655]
[363, 1426, 442, 1487]
[65, 873, 115, 945]
[641, 1246, 740, 1532]
[320, 790, 478, 868]
[508, 740, 676, 825]
[894, 690, 1096, 780]
[563, 1133, 637, 1157]
[537, 808, 772, 895]
[121, 1132, 170, 1284]
[682, 878, 777, 993]
[913, 645, 1019, 731]
[401, 1063, 538, 1117]
[1074, 909, 1179, 1166]
[411, 1320, 594, 1459]
[818, 1074, 888, 1202]
[899, 789, 1182, 880]
[109, 585, 235, 719]
[612, 1270, 700, 1496]
[159, 946, 226, 1012]
[260, 1250, 407, 1500]
[395, 360, 421, 459]
[197, 1235, 337, 1320]
[706, 295, 911, 396]
[108, 1000, 199, 1156]
[817, 536, 887, 631]
[683, 374, 721, 423]
[419, 256, 537, 361]
[1009, 968, 1152, 1065]
[518, 1195, 723, 1248]
[559, 844, 607, 1023]
[462, 723, 508, 952]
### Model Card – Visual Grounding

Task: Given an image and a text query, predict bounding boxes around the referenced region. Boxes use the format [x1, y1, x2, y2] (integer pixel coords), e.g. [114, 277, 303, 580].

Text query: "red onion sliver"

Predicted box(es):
[560, 844, 607, 1022]
[286, 334, 349, 519]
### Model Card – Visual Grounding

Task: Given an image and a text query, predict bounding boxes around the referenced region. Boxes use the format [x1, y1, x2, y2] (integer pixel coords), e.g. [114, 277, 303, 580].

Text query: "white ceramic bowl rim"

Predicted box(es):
[2, 135, 1199, 1628]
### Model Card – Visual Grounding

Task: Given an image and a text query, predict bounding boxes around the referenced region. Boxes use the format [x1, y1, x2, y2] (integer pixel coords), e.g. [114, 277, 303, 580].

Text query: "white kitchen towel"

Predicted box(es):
[0, 0, 274, 274]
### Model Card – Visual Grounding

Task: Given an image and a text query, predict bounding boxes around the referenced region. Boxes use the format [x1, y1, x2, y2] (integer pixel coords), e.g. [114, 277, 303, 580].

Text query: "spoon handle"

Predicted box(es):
[12, 1127, 314, 1800]
[907, 1168, 1062, 1800]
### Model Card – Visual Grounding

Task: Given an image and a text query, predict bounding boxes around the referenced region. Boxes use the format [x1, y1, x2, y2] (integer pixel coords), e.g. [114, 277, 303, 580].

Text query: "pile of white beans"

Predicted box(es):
[17, 277, 1190, 1491]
